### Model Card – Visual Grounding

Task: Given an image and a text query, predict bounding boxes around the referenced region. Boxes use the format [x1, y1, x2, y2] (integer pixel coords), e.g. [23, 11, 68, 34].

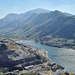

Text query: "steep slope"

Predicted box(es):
[0, 9, 75, 40]
[53, 16, 75, 39]
[10, 10, 75, 39]
[0, 38, 64, 74]
[22, 10, 69, 39]
[21, 10, 75, 39]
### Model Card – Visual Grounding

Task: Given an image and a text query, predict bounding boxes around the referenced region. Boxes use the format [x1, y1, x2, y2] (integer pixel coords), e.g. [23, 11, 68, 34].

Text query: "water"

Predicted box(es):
[20, 41, 75, 73]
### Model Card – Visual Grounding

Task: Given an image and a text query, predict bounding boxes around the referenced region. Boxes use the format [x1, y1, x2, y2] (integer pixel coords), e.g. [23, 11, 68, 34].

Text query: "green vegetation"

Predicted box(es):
[0, 74, 7, 75]
[69, 73, 74, 75]
[60, 73, 74, 75]
[9, 38, 20, 41]
[21, 73, 36, 75]
[61, 73, 66, 75]
[37, 38, 75, 50]
[0, 73, 36, 75]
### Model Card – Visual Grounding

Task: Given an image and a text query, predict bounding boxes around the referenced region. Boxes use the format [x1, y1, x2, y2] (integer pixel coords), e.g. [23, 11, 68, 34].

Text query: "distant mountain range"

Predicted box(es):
[0, 8, 75, 40]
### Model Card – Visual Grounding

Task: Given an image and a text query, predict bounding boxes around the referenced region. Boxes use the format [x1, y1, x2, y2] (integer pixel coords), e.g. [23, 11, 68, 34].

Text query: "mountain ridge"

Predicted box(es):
[0, 8, 75, 40]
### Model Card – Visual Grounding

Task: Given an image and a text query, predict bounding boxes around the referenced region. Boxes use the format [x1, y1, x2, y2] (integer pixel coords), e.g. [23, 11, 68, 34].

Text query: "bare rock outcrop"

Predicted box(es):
[0, 38, 49, 73]
[0, 38, 64, 74]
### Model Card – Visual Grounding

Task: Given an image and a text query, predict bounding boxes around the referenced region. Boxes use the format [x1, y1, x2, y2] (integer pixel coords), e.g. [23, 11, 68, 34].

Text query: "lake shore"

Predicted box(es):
[15, 40, 65, 73]
[15, 40, 34, 43]
[15, 39, 75, 73]
[15, 39, 75, 51]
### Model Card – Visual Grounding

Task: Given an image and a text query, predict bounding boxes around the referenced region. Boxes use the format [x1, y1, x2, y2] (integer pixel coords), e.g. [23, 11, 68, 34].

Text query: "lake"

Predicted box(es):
[20, 41, 75, 73]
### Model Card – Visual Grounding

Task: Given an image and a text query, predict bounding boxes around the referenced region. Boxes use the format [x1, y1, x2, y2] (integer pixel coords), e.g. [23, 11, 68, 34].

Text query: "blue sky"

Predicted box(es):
[0, 0, 75, 18]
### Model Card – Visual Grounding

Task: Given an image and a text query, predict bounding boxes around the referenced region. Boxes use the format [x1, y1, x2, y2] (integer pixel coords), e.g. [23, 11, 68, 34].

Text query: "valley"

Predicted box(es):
[0, 8, 75, 74]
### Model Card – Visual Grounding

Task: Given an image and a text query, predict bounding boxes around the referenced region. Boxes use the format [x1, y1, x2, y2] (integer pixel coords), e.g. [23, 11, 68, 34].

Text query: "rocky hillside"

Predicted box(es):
[0, 38, 64, 74]
[0, 38, 47, 72]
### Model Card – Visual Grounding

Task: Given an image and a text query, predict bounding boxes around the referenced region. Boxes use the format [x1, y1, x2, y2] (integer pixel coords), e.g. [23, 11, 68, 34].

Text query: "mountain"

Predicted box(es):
[0, 8, 75, 40]
[0, 8, 50, 36]
[2, 8, 50, 23]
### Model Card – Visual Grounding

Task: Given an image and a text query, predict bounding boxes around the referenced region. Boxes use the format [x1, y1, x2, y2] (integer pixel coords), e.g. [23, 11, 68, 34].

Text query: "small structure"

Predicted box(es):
[24, 65, 33, 70]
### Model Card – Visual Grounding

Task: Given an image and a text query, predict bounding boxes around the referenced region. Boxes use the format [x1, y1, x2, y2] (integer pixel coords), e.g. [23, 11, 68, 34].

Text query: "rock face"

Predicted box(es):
[0, 38, 49, 73]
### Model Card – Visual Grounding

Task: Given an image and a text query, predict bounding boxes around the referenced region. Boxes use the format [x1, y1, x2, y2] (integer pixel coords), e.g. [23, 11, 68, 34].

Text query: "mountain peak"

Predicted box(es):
[29, 8, 50, 14]
[51, 10, 68, 17]
[54, 10, 63, 14]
